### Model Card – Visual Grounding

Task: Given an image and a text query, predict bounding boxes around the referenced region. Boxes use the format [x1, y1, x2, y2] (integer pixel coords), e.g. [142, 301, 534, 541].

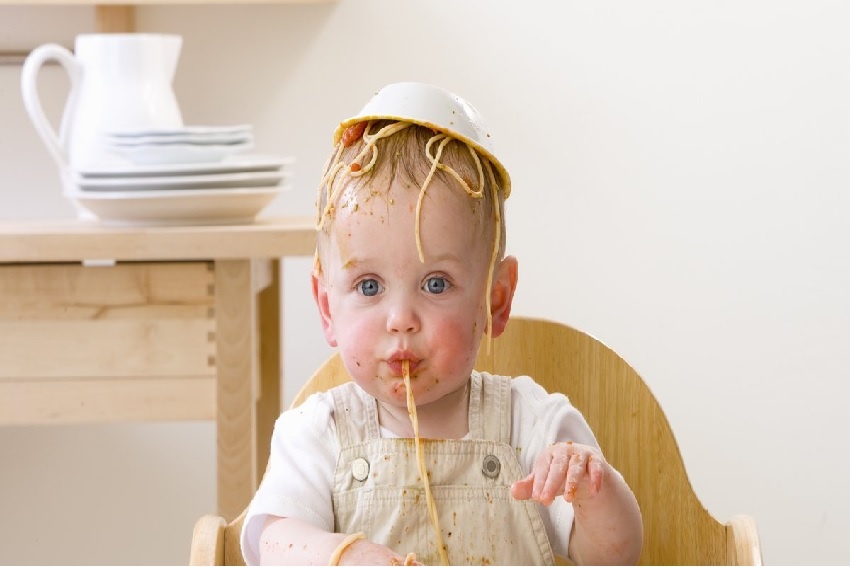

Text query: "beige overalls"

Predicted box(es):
[331, 372, 556, 565]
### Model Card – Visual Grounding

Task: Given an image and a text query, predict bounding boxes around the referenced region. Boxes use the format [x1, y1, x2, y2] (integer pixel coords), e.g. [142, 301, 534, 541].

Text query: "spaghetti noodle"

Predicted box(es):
[403, 360, 449, 565]
[328, 531, 365, 566]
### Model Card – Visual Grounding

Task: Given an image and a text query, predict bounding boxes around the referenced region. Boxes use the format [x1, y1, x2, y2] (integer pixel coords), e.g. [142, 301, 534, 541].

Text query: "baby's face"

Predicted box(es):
[317, 173, 493, 410]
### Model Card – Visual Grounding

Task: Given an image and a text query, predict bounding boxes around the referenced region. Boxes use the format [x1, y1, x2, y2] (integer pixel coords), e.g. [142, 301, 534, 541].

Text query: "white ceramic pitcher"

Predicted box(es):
[21, 33, 184, 171]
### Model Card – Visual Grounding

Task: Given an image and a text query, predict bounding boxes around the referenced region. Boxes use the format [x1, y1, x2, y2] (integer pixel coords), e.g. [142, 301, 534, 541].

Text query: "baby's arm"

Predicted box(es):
[510, 442, 643, 565]
[259, 516, 418, 566]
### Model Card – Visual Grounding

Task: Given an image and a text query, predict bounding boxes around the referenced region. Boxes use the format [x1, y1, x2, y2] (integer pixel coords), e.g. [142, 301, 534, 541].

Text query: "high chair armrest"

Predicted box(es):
[727, 514, 763, 566]
[190, 514, 227, 566]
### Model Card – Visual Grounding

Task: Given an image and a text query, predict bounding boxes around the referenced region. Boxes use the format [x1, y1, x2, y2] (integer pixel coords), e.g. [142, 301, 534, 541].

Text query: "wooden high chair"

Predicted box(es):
[189, 316, 763, 565]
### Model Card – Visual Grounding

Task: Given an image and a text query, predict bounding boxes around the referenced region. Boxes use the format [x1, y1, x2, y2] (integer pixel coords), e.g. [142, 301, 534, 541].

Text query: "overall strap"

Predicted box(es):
[477, 372, 512, 444]
[467, 371, 484, 439]
[330, 382, 381, 448]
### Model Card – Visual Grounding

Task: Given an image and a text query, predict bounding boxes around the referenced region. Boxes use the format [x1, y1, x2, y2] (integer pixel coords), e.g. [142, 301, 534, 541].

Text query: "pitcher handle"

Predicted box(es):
[21, 43, 81, 171]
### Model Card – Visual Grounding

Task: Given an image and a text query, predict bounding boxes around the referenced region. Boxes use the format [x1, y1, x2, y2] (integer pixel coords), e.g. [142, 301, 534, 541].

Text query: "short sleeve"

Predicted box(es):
[510, 375, 600, 560]
[240, 391, 339, 565]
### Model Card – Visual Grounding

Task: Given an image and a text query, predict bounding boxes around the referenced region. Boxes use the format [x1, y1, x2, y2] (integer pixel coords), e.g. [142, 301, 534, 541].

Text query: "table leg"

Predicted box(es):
[255, 258, 282, 484]
[214, 259, 257, 520]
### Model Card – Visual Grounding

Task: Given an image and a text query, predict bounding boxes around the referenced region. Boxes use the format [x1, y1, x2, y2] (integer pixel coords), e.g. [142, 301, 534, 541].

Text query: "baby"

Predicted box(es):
[241, 82, 643, 565]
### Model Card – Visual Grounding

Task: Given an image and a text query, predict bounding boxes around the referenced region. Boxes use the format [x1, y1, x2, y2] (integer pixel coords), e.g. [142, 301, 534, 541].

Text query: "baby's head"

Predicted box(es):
[312, 85, 517, 385]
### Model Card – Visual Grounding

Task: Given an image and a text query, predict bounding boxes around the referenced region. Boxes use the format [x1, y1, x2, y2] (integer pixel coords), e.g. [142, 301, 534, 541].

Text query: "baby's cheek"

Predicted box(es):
[434, 321, 480, 366]
[339, 327, 374, 374]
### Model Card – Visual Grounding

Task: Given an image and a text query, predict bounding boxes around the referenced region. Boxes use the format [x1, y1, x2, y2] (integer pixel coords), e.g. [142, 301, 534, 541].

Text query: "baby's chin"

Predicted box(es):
[350, 376, 407, 404]
[380, 379, 437, 410]
[385, 380, 411, 403]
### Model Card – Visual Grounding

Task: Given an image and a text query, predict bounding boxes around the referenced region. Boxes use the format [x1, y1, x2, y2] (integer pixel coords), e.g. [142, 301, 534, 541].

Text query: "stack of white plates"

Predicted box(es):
[66, 154, 293, 226]
[104, 125, 254, 165]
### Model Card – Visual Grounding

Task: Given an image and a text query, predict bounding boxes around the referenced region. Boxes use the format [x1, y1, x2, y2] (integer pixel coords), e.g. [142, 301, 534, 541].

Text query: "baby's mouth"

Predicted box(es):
[386, 356, 419, 377]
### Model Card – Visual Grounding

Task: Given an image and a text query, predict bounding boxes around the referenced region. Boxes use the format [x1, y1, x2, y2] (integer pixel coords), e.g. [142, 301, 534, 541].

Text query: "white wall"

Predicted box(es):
[0, 1, 847, 564]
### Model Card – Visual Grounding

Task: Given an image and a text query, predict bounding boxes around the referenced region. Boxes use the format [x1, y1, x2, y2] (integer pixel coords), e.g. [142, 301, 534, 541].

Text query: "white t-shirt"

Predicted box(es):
[241, 372, 600, 565]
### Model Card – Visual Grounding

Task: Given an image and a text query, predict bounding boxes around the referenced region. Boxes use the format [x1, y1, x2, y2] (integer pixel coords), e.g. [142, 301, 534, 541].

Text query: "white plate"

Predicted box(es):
[77, 154, 293, 178]
[69, 186, 283, 226]
[107, 132, 253, 146]
[106, 125, 252, 138]
[111, 141, 253, 165]
[74, 170, 286, 192]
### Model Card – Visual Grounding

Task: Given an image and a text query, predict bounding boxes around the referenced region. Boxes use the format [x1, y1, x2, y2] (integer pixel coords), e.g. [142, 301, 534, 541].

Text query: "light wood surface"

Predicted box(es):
[0, 216, 315, 262]
[0, 262, 215, 379]
[0, 218, 316, 521]
[190, 316, 763, 566]
[214, 259, 260, 520]
[0, 376, 216, 424]
[0, 0, 334, 3]
[0, 0, 333, 3]
[255, 260, 282, 488]
[191, 515, 226, 566]
[94, 4, 135, 31]
[728, 515, 763, 566]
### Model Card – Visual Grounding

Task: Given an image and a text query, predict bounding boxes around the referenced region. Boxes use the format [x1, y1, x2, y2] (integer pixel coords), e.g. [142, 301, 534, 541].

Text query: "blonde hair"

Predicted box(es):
[314, 119, 508, 339]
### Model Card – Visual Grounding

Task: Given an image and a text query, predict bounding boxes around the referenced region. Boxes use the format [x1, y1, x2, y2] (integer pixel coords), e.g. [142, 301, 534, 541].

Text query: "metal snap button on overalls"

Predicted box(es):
[482, 454, 501, 479]
[351, 457, 370, 481]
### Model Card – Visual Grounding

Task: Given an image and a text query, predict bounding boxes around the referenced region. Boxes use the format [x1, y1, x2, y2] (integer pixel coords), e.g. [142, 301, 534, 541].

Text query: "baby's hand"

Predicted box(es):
[510, 441, 605, 505]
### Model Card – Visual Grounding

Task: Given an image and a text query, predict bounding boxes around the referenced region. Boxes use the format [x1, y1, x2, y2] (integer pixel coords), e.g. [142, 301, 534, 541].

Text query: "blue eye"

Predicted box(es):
[424, 277, 450, 294]
[358, 278, 382, 297]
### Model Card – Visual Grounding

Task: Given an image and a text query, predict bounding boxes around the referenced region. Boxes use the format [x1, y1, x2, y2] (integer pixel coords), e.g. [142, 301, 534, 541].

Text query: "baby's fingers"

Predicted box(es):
[588, 455, 604, 494]
[563, 452, 585, 501]
[564, 454, 605, 501]
[539, 451, 572, 505]
[510, 473, 534, 500]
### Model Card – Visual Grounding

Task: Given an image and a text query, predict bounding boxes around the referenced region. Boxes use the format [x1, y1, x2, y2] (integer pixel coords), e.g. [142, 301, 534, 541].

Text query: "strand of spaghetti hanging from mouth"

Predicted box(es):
[403, 360, 449, 565]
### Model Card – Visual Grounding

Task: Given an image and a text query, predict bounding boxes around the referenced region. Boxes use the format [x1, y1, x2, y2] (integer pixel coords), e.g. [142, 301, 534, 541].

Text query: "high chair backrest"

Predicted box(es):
[190, 316, 762, 566]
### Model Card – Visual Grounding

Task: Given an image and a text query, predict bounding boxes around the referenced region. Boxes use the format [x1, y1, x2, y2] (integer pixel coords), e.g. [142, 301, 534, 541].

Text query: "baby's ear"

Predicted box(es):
[489, 256, 519, 338]
[311, 267, 338, 347]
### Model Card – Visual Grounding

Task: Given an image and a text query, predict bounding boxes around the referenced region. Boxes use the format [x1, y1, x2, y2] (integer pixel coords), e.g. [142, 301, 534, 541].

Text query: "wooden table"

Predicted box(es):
[0, 217, 315, 520]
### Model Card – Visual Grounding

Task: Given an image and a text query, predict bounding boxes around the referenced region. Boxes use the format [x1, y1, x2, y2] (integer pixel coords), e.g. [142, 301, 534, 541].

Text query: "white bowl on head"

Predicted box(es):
[333, 82, 511, 197]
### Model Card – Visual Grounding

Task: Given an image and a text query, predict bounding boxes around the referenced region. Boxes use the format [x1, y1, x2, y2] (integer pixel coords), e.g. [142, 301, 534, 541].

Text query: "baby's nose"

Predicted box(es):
[386, 302, 420, 334]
